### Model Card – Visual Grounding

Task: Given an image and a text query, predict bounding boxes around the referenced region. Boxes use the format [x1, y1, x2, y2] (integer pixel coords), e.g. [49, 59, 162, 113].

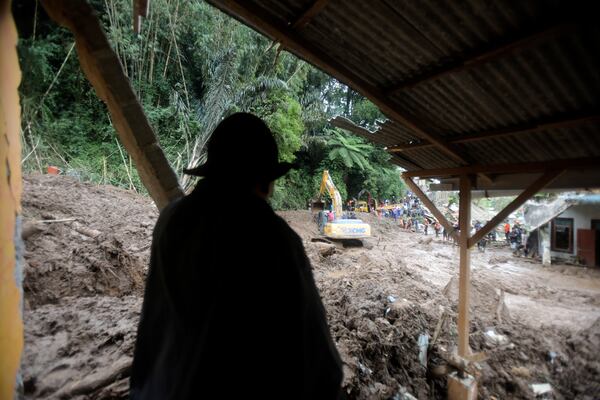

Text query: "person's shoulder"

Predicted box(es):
[155, 197, 182, 226]
[272, 214, 302, 243]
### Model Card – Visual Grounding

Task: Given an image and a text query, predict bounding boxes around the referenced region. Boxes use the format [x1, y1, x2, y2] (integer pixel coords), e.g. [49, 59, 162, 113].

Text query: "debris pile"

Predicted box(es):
[21, 175, 600, 399]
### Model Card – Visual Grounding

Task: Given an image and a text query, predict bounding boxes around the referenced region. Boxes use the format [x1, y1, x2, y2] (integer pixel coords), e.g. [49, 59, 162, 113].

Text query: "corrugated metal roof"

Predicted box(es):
[207, 0, 600, 188]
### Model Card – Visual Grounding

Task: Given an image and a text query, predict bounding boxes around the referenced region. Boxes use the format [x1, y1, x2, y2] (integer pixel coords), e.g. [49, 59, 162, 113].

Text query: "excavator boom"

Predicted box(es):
[319, 170, 343, 218]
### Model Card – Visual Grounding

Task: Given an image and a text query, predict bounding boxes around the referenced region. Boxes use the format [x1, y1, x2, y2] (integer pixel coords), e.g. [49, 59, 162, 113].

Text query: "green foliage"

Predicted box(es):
[251, 90, 304, 163]
[349, 98, 384, 130]
[326, 129, 372, 171]
[270, 168, 313, 210]
[16, 0, 405, 209]
[362, 166, 405, 202]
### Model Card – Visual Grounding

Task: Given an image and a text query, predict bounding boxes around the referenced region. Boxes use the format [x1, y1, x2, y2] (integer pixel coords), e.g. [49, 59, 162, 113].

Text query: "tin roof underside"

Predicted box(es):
[207, 0, 600, 188]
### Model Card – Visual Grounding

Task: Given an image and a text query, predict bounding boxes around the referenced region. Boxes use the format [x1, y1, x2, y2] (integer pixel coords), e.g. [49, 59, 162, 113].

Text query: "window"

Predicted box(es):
[552, 218, 573, 253]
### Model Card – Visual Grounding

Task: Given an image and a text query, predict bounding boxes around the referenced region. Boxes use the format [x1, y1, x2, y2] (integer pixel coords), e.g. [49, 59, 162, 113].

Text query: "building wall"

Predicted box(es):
[551, 204, 600, 259]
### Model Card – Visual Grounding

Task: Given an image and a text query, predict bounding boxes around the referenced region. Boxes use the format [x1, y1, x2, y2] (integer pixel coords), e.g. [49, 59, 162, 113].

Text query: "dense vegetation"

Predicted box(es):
[15, 0, 405, 209]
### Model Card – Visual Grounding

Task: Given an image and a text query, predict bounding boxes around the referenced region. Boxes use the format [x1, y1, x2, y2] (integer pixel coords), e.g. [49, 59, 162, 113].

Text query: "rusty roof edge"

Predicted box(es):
[329, 116, 380, 135]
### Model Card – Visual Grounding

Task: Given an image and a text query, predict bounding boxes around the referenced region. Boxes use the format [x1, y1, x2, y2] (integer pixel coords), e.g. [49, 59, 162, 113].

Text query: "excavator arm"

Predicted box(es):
[319, 170, 343, 219]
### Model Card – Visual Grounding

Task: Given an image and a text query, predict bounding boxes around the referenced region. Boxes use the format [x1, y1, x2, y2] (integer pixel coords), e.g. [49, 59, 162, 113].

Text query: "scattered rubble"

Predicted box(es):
[21, 174, 600, 399]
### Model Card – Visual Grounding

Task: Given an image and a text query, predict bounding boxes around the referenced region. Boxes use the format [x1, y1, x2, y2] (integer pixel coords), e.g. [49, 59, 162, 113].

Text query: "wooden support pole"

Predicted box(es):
[468, 170, 563, 248]
[458, 175, 472, 357]
[403, 176, 458, 241]
[0, 1, 24, 397]
[540, 223, 551, 266]
[291, 0, 329, 29]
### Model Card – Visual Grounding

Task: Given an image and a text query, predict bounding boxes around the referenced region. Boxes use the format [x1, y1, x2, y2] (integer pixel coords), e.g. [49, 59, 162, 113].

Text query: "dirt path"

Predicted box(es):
[21, 175, 600, 399]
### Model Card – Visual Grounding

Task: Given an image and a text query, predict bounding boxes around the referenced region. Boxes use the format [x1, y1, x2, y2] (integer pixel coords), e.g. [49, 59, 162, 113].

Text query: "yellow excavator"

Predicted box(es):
[355, 189, 378, 213]
[312, 170, 371, 240]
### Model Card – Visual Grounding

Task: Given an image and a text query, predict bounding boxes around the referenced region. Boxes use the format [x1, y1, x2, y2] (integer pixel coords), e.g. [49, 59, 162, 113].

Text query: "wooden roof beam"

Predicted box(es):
[133, 0, 149, 33]
[330, 116, 377, 137]
[389, 113, 600, 152]
[402, 156, 600, 178]
[208, 0, 470, 166]
[386, 23, 575, 95]
[468, 170, 563, 248]
[404, 177, 458, 242]
[291, 0, 329, 30]
[388, 154, 423, 170]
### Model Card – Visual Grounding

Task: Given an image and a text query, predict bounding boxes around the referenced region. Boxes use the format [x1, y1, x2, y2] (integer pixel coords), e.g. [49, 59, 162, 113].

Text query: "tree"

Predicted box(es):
[326, 129, 372, 171]
[16, 0, 406, 210]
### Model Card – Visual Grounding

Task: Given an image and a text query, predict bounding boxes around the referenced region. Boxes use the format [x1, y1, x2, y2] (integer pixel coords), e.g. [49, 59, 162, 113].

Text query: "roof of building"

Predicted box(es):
[205, 0, 600, 190]
[524, 193, 600, 230]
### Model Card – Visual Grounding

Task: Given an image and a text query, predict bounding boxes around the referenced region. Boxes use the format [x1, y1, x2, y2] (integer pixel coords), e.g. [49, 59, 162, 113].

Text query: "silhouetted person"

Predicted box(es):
[130, 113, 343, 399]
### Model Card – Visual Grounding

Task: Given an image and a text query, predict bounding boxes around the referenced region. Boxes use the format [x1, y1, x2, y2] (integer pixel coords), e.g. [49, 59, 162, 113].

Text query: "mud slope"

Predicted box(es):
[22, 175, 600, 399]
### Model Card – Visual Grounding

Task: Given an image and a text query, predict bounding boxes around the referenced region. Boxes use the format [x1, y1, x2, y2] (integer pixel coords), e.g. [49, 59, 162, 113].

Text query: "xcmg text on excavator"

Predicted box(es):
[312, 170, 371, 241]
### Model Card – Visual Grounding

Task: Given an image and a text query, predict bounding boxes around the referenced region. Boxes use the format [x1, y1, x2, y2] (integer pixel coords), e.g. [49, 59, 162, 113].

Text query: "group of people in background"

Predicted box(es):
[378, 194, 430, 231]
[504, 221, 539, 258]
[342, 193, 540, 259]
[396, 213, 539, 257]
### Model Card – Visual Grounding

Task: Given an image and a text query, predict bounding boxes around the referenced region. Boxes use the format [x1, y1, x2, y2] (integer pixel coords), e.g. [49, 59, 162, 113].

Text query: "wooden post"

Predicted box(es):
[403, 175, 458, 241]
[458, 175, 472, 357]
[468, 170, 563, 248]
[0, 1, 24, 398]
[540, 223, 551, 266]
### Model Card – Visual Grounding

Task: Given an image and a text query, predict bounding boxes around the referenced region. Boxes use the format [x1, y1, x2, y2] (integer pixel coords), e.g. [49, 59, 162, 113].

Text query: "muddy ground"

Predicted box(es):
[21, 174, 600, 399]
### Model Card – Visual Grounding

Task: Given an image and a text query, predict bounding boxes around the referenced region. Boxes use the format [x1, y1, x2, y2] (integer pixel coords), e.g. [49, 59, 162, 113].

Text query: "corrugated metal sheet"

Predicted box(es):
[388, 28, 600, 140]
[207, 0, 600, 176]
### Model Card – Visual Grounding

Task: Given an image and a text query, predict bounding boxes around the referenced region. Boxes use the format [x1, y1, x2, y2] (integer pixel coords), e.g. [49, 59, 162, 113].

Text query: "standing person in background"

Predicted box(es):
[327, 209, 335, 222]
[452, 223, 460, 246]
[319, 211, 328, 233]
[434, 221, 441, 238]
[504, 221, 511, 244]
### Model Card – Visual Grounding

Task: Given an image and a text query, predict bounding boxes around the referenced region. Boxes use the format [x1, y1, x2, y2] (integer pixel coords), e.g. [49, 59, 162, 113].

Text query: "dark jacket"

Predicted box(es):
[130, 179, 343, 399]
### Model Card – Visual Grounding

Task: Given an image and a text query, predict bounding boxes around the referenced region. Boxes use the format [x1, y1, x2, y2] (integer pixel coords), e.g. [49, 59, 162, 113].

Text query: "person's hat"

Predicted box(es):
[183, 112, 295, 181]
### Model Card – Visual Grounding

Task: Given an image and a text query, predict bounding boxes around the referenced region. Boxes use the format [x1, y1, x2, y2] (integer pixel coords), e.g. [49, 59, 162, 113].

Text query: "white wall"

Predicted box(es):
[551, 204, 600, 259]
